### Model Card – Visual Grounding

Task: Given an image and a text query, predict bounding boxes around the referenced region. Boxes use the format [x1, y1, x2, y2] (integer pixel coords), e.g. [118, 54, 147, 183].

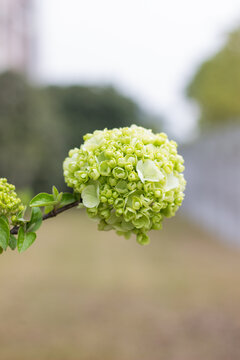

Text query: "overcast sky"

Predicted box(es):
[35, 0, 240, 139]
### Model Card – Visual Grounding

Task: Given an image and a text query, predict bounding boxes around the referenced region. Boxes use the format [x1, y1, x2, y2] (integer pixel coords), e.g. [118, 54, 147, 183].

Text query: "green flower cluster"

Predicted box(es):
[0, 178, 24, 221]
[63, 125, 186, 244]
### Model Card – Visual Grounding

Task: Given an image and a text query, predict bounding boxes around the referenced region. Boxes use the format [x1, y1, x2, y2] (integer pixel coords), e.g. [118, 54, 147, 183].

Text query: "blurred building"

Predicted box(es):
[182, 126, 240, 244]
[0, 0, 34, 74]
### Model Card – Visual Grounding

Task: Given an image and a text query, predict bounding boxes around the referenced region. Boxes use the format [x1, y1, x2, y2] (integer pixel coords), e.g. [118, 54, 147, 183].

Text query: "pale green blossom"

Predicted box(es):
[63, 125, 186, 244]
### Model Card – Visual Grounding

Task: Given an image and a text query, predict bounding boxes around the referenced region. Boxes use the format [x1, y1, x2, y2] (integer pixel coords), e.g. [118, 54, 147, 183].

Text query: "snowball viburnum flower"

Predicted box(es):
[63, 125, 186, 245]
[0, 178, 24, 221]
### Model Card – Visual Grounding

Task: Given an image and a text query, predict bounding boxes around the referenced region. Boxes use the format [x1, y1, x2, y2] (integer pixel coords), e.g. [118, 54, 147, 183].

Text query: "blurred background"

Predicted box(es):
[0, 0, 240, 359]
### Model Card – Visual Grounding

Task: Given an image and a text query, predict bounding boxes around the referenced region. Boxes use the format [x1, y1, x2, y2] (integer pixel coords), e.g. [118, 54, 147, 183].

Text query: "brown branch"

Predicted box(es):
[10, 200, 80, 235]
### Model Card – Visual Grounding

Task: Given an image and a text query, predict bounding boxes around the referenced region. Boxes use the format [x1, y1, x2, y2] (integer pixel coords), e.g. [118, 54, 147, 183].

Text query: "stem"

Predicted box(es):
[10, 200, 80, 235]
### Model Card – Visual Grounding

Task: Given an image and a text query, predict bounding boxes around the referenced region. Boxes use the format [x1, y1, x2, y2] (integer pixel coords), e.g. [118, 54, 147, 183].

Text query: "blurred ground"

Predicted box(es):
[0, 211, 240, 360]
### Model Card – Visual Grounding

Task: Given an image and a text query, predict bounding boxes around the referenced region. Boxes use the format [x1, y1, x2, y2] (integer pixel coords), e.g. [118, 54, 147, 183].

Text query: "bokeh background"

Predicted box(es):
[0, 0, 240, 359]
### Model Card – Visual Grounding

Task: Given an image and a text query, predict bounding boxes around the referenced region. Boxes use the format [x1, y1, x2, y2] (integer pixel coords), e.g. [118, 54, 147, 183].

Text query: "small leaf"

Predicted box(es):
[21, 232, 36, 253]
[18, 227, 36, 253]
[0, 218, 10, 251]
[52, 186, 59, 200]
[0, 247, 3, 254]
[15, 210, 27, 223]
[44, 205, 54, 214]
[9, 234, 17, 250]
[56, 192, 63, 202]
[17, 226, 25, 252]
[59, 193, 77, 207]
[29, 193, 57, 207]
[27, 207, 42, 232]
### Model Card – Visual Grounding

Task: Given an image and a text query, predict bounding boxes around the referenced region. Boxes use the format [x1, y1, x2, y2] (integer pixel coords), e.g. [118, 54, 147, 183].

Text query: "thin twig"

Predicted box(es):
[10, 200, 80, 235]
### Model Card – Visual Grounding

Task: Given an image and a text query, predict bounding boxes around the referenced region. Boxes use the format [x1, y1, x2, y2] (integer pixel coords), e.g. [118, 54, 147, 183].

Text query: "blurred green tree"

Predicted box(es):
[187, 28, 240, 129]
[0, 72, 64, 192]
[0, 73, 158, 192]
[45, 85, 147, 151]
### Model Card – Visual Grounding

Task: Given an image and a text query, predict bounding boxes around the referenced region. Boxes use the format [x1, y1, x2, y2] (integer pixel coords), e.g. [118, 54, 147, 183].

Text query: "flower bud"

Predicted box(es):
[0, 178, 24, 221]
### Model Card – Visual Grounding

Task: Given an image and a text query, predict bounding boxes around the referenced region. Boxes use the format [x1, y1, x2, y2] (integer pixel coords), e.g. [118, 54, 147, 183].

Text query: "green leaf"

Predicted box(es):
[29, 193, 58, 207]
[0, 218, 10, 251]
[52, 185, 59, 200]
[17, 227, 25, 252]
[15, 210, 27, 223]
[27, 207, 42, 232]
[18, 227, 36, 253]
[44, 205, 54, 214]
[21, 232, 36, 253]
[59, 193, 77, 207]
[9, 234, 17, 250]
[52, 186, 63, 203]
[56, 192, 63, 203]
[0, 215, 9, 224]
[0, 247, 3, 254]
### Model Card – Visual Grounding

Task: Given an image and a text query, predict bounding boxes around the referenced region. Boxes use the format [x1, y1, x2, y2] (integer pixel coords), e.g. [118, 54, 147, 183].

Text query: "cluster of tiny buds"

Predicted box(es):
[63, 125, 186, 244]
[0, 178, 24, 223]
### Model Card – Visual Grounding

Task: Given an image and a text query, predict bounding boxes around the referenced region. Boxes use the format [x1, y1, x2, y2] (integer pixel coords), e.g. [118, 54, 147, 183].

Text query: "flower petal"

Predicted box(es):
[136, 160, 164, 183]
[165, 173, 179, 191]
[81, 183, 100, 208]
[82, 134, 104, 151]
